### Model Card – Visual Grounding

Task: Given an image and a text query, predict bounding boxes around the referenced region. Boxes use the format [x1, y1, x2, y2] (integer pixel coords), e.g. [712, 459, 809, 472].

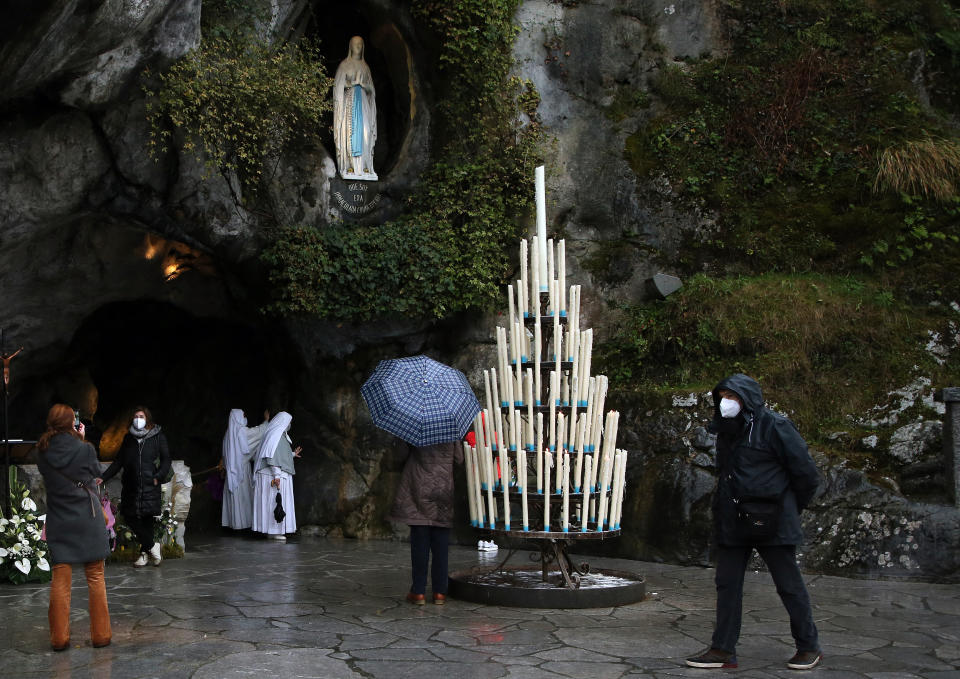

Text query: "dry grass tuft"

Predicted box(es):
[875, 137, 960, 202]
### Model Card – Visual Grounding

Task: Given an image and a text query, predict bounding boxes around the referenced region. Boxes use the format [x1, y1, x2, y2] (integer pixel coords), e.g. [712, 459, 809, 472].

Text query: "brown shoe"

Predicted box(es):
[787, 650, 822, 670]
[685, 647, 738, 669]
[405, 592, 425, 605]
[433, 593, 446, 605]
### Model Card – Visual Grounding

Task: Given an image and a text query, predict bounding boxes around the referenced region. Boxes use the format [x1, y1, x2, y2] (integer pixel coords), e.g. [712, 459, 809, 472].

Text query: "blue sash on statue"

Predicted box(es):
[351, 84, 363, 157]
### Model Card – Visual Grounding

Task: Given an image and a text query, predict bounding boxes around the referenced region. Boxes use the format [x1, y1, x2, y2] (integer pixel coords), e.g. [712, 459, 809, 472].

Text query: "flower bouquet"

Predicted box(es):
[0, 476, 51, 584]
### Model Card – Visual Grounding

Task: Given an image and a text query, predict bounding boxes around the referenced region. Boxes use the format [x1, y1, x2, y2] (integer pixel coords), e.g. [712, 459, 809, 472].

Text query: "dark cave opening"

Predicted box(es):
[12, 299, 295, 533]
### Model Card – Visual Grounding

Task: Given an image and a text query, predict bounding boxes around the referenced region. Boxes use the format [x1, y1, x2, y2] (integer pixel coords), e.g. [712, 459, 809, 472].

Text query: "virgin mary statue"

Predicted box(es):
[333, 35, 378, 181]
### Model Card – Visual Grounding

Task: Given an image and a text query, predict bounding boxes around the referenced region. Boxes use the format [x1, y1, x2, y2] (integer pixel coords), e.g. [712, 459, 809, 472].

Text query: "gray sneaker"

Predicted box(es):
[787, 650, 822, 670]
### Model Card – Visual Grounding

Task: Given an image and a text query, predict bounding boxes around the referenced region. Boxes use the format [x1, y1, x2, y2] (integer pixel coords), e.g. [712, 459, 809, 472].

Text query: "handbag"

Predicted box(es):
[734, 492, 783, 541]
[273, 491, 286, 523]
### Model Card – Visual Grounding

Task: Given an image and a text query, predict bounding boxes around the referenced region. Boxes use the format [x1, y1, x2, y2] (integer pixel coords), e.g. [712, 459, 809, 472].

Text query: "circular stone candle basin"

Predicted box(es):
[449, 565, 645, 608]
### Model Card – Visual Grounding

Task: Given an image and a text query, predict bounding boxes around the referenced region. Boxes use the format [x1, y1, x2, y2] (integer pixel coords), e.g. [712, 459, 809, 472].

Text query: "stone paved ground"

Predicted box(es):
[1, 536, 958, 678]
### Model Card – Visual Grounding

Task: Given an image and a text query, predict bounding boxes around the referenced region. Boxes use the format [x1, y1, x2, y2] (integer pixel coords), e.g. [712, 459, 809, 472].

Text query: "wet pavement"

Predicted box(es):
[1, 535, 958, 678]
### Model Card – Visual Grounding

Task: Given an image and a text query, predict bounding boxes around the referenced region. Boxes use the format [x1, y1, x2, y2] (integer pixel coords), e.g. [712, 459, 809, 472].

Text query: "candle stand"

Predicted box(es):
[454, 200, 643, 607]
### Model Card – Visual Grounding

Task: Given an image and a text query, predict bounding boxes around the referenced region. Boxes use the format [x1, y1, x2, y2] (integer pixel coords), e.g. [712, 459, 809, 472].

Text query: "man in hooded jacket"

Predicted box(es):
[686, 374, 822, 671]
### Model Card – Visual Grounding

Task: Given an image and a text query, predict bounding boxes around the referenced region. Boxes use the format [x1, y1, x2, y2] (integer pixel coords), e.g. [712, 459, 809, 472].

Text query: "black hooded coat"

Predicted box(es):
[101, 426, 171, 518]
[709, 374, 820, 547]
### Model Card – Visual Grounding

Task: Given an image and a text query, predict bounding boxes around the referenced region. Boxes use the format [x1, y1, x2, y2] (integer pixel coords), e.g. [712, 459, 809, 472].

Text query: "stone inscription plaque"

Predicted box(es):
[331, 179, 383, 220]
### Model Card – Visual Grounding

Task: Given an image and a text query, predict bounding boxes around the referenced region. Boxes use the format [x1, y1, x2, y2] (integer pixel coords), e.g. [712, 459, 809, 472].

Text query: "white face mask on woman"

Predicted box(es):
[719, 397, 741, 419]
[133, 417, 147, 429]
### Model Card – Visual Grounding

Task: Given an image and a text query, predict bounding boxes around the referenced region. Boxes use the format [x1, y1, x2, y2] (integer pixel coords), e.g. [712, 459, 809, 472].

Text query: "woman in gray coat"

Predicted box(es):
[37, 404, 111, 651]
[389, 440, 462, 605]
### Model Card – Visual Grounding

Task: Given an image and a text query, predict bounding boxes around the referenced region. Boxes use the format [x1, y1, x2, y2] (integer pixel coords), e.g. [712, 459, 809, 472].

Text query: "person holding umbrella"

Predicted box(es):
[362, 355, 481, 605]
[389, 440, 462, 604]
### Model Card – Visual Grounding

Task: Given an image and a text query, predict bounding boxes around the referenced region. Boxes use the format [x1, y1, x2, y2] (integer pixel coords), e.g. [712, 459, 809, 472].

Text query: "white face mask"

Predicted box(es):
[719, 397, 741, 419]
[133, 417, 146, 429]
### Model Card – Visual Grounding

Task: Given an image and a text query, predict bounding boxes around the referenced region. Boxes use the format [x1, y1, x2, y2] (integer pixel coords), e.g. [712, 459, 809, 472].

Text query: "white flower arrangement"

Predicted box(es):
[154, 501, 179, 544]
[0, 479, 51, 584]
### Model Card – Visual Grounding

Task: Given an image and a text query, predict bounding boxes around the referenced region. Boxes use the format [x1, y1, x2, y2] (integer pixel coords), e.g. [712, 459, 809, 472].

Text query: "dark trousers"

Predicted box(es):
[712, 545, 819, 654]
[409, 525, 450, 595]
[125, 513, 156, 554]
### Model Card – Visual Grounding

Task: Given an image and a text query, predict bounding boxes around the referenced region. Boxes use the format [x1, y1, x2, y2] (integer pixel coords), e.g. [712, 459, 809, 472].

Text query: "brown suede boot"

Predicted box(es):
[49, 563, 72, 651]
[85, 561, 112, 648]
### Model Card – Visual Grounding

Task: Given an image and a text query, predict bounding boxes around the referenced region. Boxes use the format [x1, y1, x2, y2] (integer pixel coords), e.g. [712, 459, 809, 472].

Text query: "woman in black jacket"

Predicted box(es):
[37, 404, 112, 650]
[100, 406, 171, 568]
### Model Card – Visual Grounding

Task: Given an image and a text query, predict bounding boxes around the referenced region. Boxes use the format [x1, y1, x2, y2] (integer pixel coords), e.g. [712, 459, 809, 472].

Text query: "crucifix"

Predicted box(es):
[1, 330, 22, 518]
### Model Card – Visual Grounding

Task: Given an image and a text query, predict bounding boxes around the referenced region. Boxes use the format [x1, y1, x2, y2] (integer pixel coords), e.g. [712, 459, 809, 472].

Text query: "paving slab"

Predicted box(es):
[0, 535, 957, 677]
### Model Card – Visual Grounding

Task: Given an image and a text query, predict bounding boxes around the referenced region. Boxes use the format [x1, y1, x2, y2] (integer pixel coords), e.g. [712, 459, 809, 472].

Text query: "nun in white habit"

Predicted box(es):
[221, 409, 270, 530]
[251, 411, 300, 540]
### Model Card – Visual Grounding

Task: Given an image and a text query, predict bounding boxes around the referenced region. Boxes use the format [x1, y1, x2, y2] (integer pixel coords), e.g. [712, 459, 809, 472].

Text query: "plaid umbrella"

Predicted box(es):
[361, 355, 481, 447]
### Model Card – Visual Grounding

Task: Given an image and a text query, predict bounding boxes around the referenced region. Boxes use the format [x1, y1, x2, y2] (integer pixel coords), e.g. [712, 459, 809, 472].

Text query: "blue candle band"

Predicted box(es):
[521, 355, 528, 362]
[504, 523, 511, 530]
[544, 524, 550, 531]
[537, 489, 543, 494]
[536, 400, 542, 406]
[563, 527, 569, 532]
[523, 525, 530, 531]
[501, 401, 509, 407]
[515, 401, 523, 406]
[509, 445, 517, 452]
[525, 444, 535, 451]
[574, 486, 581, 493]
[523, 311, 530, 318]
[549, 445, 556, 451]
[560, 310, 567, 317]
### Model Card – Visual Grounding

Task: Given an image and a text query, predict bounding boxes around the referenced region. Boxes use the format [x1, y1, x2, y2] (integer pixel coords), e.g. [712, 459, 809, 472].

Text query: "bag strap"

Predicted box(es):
[49, 465, 100, 518]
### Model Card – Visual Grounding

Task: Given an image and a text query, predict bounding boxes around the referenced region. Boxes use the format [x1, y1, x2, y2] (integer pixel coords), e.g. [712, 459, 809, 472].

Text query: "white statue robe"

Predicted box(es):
[333, 42, 377, 180]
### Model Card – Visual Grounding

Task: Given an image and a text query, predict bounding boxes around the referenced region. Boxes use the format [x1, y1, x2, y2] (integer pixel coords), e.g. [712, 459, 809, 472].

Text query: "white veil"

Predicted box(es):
[254, 411, 293, 469]
[222, 409, 249, 492]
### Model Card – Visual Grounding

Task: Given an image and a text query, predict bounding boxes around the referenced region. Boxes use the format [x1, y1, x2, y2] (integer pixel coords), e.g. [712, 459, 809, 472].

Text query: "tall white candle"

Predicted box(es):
[507, 285, 516, 337]
[483, 370, 494, 437]
[549, 370, 557, 452]
[583, 377, 596, 454]
[555, 412, 565, 493]
[502, 453, 511, 531]
[520, 238, 528, 317]
[547, 237, 555, 309]
[558, 239, 566, 314]
[464, 443, 477, 526]
[519, 448, 529, 530]
[536, 412, 544, 494]
[490, 367, 503, 451]
[553, 305, 561, 375]
[531, 236, 540, 316]
[534, 315, 542, 405]
[612, 450, 627, 529]
[525, 368, 534, 447]
[543, 449, 552, 531]
[513, 321, 524, 404]
[568, 376, 578, 454]
[574, 414, 586, 492]
[562, 451, 570, 532]
[502, 330, 515, 409]
[582, 453, 592, 531]
[473, 444, 487, 528]
[535, 165, 548, 285]
[483, 418, 497, 528]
